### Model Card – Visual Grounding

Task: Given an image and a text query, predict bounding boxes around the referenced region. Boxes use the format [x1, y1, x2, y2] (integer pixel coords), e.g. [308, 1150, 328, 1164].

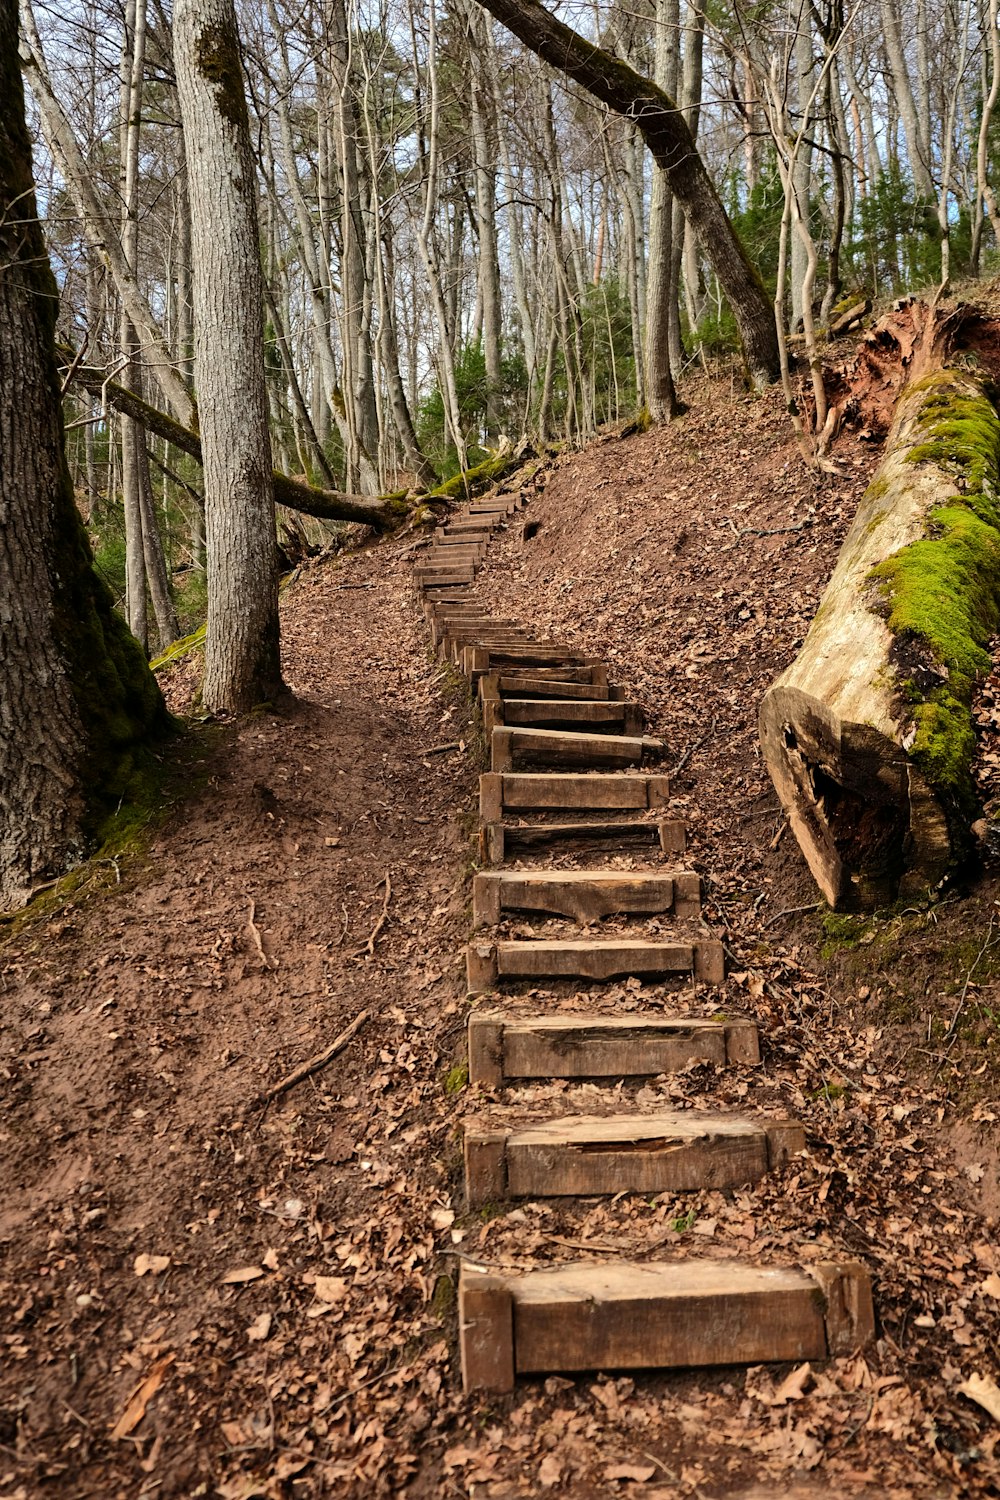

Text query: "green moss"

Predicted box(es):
[150, 623, 207, 672]
[429, 450, 520, 500]
[444, 1062, 469, 1096]
[430, 1274, 454, 1318]
[809, 1082, 847, 1102]
[867, 373, 1000, 822]
[194, 22, 249, 131]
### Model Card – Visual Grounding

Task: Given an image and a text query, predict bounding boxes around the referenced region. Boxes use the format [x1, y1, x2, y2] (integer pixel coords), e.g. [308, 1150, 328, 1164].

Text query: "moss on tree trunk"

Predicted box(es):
[760, 364, 1000, 909]
[1, 0, 168, 908]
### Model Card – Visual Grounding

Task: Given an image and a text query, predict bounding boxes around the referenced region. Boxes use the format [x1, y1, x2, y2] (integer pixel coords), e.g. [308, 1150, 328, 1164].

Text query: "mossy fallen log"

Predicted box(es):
[759, 365, 1000, 909]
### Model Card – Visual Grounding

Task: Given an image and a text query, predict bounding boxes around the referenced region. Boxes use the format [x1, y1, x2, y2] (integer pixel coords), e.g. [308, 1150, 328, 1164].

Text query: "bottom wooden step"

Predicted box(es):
[459, 1258, 875, 1392]
[468, 1013, 760, 1086]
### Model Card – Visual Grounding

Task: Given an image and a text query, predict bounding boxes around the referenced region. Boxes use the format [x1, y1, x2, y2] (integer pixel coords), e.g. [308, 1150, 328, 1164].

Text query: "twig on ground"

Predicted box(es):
[764, 901, 822, 927]
[257, 1010, 369, 1106]
[334, 902, 349, 947]
[246, 900, 278, 970]
[768, 820, 788, 851]
[673, 715, 718, 774]
[355, 872, 391, 957]
[422, 740, 461, 755]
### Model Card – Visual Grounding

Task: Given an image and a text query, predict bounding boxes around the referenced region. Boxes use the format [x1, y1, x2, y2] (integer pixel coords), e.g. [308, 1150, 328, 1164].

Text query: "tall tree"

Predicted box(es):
[173, 0, 282, 713]
[475, 0, 781, 387]
[1, 0, 167, 910]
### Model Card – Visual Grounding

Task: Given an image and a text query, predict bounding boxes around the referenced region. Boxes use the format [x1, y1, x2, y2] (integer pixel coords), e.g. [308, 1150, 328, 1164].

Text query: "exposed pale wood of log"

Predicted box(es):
[760, 356, 1000, 908]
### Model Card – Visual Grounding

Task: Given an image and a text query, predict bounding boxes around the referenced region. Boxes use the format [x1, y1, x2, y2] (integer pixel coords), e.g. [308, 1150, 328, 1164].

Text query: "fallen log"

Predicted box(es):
[760, 363, 1000, 909]
[62, 355, 407, 530]
[63, 352, 533, 531]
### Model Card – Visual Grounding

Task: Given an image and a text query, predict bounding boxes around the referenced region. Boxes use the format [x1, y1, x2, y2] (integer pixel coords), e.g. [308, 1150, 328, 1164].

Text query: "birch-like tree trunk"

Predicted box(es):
[173, 0, 282, 712]
[645, 0, 681, 421]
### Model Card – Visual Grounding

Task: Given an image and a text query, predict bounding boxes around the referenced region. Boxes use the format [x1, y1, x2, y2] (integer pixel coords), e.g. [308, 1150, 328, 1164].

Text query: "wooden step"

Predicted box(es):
[467, 937, 724, 991]
[491, 726, 665, 772]
[464, 1111, 804, 1205]
[466, 499, 518, 514]
[481, 818, 687, 864]
[468, 1013, 760, 1087]
[422, 544, 484, 562]
[473, 869, 699, 926]
[422, 590, 473, 615]
[459, 1258, 875, 1392]
[484, 663, 609, 686]
[480, 772, 670, 819]
[484, 698, 644, 736]
[484, 673, 614, 702]
[415, 566, 476, 586]
[465, 646, 594, 680]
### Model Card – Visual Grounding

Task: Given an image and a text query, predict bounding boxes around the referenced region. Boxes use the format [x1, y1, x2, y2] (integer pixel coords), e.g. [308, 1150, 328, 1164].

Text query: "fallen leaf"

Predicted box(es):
[133, 1254, 170, 1278]
[965, 1163, 986, 1184]
[313, 1275, 347, 1303]
[109, 1353, 176, 1440]
[775, 1362, 813, 1403]
[431, 1208, 455, 1231]
[604, 1462, 657, 1482]
[262, 1247, 280, 1272]
[247, 1312, 272, 1341]
[221, 1266, 265, 1285]
[958, 1371, 1000, 1423]
[538, 1454, 562, 1487]
[980, 1272, 1000, 1298]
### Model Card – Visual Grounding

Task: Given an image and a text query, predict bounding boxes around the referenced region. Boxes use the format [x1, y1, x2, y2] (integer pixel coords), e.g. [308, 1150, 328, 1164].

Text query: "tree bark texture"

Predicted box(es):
[760, 358, 1000, 909]
[1, 0, 167, 909]
[474, 0, 781, 387]
[173, 0, 282, 713]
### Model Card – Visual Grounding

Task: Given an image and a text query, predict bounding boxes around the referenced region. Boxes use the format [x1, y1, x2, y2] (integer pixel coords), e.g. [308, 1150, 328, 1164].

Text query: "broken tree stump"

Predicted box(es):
[760, 365, 1000, 908]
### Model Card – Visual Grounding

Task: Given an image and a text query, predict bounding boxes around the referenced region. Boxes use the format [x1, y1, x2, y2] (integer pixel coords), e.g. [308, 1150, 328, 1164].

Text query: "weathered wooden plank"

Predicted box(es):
[415, 568, 476, 587]
[493, 674, 613, 701]
[491, 726, 665, 772]
[459, 1272, 515, 1393]
[466, 647, 594, 681]
[486, 699, 644, 736]
[464, 1111, 804, 1202]
[459, 1258, 874, 1389]
[479, 818, 687, 864]
[480, 771, 671, 816]
[494, 663, 608, 685]
[467, 937, 725, 991]
[466, 1013, 760, 1087]
[472, 869, 700, 925]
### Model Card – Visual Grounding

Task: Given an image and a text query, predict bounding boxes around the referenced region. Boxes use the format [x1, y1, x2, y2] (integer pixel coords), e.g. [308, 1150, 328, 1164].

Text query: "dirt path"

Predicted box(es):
[2, 380, 999, 1497]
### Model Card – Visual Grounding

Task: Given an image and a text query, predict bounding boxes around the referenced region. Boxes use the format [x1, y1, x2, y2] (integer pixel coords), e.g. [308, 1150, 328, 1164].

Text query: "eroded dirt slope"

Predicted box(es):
[1, 373, 999, 1498]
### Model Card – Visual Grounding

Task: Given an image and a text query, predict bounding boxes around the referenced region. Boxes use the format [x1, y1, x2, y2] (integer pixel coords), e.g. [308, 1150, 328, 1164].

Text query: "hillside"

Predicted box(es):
[1, 376, 999, 1498]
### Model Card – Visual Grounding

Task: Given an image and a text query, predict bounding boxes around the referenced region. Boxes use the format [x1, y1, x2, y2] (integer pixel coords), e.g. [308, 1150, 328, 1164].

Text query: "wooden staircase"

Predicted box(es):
[411, 489, 875, 1394]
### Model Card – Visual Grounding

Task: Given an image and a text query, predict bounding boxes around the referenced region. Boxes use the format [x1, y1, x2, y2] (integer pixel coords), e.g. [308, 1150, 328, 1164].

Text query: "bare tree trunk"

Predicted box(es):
[645, 0, 681, 421]
[118, 0, 148, 651]
[2, 0, 166, 908]
[878, 0, 934, 199]
[173, 0, 282, 712]
[465, 1, 504, 437]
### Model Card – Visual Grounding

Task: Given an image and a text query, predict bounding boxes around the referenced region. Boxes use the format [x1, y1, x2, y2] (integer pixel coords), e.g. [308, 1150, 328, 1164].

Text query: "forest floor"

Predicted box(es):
[3, 356, 1000, 1499]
